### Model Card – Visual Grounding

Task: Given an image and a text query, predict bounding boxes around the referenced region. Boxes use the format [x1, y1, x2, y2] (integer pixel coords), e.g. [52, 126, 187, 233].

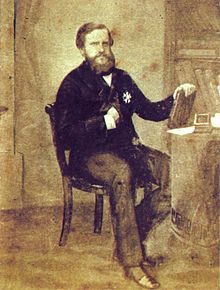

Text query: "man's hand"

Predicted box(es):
[107, 106, 120, 123]
[104, 106, 120, 130]
[173, 83, 196, 100]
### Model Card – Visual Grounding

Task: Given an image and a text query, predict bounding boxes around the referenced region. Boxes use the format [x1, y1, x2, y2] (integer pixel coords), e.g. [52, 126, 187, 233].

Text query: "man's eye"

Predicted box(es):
[90, 42, 109, 47]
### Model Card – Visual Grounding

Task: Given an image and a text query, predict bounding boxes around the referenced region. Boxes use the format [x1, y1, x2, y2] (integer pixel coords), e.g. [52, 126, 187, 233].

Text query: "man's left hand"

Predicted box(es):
[173, 83, 196, 100]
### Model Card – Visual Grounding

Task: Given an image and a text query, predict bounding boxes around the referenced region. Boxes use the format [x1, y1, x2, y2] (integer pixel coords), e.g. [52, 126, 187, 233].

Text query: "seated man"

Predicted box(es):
[55, 22, 196, 289]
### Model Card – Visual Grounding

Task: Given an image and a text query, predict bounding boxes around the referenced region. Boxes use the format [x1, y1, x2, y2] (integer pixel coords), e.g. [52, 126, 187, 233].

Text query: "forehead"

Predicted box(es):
[84, 28, 109, 43]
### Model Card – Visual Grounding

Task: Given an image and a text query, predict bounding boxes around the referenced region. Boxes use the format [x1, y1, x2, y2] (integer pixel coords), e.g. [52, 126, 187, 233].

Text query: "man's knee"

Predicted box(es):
[112, 162, 132, 188]
[147, 149, 170, 189]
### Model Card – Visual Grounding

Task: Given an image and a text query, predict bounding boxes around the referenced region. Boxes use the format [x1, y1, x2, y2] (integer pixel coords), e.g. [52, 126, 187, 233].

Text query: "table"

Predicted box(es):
[170, 129, 219, 264]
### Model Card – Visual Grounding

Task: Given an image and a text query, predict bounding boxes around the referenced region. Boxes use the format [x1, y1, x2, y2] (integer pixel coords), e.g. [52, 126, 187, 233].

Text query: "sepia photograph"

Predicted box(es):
[0, 1, 219, 289]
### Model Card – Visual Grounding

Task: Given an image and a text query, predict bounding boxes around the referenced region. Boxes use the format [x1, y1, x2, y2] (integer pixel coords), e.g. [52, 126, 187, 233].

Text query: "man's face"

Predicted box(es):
[80, 28, 115, 74]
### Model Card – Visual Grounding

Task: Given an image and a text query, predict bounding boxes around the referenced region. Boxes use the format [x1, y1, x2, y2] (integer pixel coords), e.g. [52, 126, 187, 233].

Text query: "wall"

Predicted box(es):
[14, 0, 168, 207]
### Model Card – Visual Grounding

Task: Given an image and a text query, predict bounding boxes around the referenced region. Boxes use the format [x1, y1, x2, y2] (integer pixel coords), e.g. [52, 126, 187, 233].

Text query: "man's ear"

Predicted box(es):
[79, 48, 85, 57]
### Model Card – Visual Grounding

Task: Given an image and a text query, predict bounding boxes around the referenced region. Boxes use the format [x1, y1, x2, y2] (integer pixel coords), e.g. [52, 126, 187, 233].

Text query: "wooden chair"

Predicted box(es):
[45, 103, 153, 246]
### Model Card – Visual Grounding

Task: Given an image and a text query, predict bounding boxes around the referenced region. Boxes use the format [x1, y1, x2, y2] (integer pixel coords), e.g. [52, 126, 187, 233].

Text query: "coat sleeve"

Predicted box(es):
[129, 75, 174, 121]
[55, 75, 106, 148]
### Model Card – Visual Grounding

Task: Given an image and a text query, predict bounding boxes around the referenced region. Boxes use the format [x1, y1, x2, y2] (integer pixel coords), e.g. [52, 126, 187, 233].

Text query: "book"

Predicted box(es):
[168, 90, 196, 129]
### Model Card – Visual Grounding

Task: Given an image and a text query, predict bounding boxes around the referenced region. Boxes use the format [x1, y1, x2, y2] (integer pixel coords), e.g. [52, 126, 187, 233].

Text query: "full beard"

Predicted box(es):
[86, 51, 115, 75]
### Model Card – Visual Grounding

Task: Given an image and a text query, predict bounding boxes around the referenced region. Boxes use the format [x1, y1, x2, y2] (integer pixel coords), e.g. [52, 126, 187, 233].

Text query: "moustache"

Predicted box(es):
[94, 53, 112, 60]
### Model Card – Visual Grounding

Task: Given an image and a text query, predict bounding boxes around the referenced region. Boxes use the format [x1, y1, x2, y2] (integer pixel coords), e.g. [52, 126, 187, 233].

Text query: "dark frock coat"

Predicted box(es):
[55, 61, 174, 179]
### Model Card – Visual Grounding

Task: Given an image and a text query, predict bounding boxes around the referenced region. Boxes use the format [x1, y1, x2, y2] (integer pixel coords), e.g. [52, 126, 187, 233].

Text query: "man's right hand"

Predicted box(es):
[107, 106, 120, 123]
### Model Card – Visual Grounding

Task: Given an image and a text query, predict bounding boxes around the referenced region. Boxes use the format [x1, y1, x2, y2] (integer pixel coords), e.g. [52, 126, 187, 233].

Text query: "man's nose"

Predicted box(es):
[97, 43, 104, 52]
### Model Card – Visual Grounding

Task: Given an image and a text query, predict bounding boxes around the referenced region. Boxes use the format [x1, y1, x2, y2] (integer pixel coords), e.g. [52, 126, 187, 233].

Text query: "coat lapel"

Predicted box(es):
[77, 61, 110, 101]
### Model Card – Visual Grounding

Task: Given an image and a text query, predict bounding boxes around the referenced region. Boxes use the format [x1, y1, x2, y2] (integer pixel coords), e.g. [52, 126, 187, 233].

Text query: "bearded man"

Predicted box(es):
[55, 22, 196, 289]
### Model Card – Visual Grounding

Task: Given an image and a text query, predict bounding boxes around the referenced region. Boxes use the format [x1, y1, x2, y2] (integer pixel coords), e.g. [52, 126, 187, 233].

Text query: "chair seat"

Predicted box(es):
[71, 175, 111, 196]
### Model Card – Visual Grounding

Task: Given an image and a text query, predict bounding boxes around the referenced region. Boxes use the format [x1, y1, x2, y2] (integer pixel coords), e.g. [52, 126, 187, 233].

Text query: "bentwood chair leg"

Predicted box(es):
[59, 176, 73, 246]
[94, 194, 104, 234]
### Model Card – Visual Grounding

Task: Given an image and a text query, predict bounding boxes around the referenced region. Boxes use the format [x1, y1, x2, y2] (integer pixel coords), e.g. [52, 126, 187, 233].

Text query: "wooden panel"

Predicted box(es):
[177, 39, 220, 50]
[175, 0, 220, 38]
[177, 49, 218, 60]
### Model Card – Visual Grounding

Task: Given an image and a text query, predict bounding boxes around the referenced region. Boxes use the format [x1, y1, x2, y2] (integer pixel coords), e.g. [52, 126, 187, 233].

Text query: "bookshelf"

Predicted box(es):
[165, 0, 220, 116]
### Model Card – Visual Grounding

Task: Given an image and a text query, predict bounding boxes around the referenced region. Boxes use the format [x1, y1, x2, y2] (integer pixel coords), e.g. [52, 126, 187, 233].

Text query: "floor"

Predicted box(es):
[0, 195, 219, 290]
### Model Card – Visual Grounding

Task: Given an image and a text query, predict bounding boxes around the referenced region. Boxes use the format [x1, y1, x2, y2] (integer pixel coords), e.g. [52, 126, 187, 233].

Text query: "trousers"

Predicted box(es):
[71, 144, 170, 267]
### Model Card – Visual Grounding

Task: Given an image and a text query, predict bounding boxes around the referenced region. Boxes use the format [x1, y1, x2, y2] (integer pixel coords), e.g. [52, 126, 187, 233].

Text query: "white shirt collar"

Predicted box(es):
[102, 73, 112, 87]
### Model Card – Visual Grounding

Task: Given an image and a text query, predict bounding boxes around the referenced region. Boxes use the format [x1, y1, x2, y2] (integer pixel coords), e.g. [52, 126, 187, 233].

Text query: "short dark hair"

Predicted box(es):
[75, 22, 114, 49]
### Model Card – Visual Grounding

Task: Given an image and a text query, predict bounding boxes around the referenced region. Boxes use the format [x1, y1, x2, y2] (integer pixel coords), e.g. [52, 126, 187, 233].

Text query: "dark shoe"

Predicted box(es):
[125, 266, 160, 289]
